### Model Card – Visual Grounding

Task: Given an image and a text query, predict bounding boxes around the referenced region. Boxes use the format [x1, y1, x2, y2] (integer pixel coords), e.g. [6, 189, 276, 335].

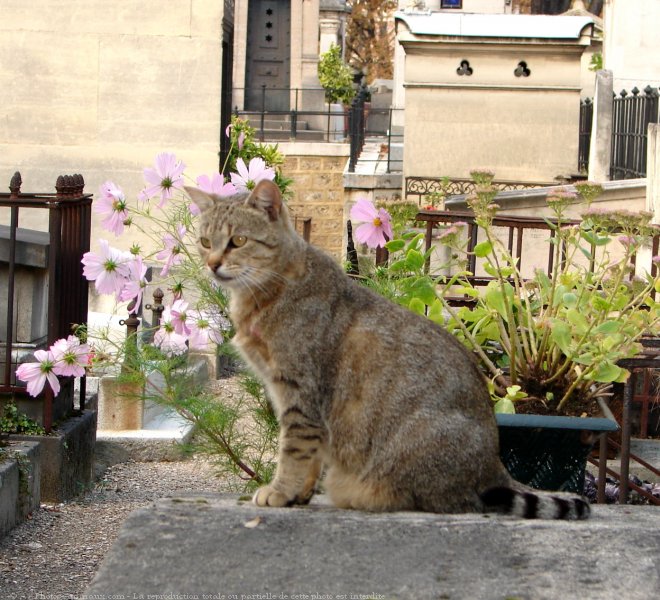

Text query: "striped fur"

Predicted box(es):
[188, 181, 591, 521]
[481, 487, 590, 520]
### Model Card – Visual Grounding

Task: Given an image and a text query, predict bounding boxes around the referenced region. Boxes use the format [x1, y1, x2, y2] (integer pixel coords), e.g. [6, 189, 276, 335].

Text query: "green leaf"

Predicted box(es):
[594, 235, 611, 246]
[473, 240, 493, 257]
[566, 308, 589, 334]
[408, 297, 426, 315]
[493, 398, 516, 414]
[385, 239, 405, 253]
[483, 262, 498, 277]
[405, 249, 425, 272]
[562, 292, 578, 308]
[458, 286, 480, 298]
[428, 299, 445, 325]
[550, 320, 572, 355]
[579, 246, 593, 262]
[484, 283, 512, 319]
[410, 278, 437, 306]
[590, 294, 611, 312]
[588, 361, 624, 383]
[594, 320, 621, 335]
[388, 258, 409, 273]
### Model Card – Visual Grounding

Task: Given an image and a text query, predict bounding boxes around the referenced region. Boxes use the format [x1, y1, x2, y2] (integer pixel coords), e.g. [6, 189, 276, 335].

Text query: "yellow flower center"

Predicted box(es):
[373, 217, 382, 227]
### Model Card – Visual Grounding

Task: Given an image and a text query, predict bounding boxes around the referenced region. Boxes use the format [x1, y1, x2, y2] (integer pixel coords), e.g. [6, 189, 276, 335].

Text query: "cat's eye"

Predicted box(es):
[199, 237, 211, 249]
[230, 235, 247, 248]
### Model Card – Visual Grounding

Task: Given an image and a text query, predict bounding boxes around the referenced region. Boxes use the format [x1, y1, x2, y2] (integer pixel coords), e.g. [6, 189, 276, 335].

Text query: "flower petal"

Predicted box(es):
[350, 198, 377, 223]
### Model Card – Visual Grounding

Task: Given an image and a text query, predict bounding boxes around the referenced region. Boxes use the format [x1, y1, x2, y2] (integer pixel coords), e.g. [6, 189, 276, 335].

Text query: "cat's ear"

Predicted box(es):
[184, 186, 215, 214]
[246, 180, 282, 222]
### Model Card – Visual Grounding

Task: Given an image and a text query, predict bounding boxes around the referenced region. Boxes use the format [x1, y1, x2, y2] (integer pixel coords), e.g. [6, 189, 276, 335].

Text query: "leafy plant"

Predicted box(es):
[359, 174, 660, 416]
[443, 173, 660, 414]
[0, 402, 46, 435]
[224, 116, 293, 197]
[135, 354, 277, 490]
[318, 44, 356, 105]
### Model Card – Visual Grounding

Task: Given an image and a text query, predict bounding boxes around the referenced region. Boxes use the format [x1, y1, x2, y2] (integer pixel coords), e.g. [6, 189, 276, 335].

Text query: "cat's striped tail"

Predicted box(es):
[480, 487, 591, 520]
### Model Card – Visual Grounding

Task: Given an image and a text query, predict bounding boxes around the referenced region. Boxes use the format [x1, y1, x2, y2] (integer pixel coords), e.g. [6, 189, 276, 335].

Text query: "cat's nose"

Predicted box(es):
[207, 258, 222, 273]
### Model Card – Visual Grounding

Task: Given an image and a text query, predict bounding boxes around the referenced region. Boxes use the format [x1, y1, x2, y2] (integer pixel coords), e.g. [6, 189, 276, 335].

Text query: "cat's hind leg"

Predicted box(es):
[323, 465, 412, 511]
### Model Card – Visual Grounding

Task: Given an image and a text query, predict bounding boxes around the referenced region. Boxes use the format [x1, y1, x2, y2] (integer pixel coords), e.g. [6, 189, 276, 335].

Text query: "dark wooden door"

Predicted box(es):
[245, 0, 291, 111]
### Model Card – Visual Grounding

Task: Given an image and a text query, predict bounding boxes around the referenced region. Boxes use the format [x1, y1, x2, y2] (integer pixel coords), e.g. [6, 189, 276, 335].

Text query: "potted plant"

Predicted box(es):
[317, 44, 356, 106]
[351, 173, 660, 491]
[318, 44, 356, 140]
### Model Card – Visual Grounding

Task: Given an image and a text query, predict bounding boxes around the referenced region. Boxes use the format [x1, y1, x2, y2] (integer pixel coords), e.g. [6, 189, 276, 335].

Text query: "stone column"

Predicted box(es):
[647, 123, 660, 221]
[588, 69, 614, 182]
[319, 17, 341, 55]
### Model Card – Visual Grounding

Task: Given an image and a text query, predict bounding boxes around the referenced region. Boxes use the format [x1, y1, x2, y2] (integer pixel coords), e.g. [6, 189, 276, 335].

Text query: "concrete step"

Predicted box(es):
[260, 118, 311, 130]
[86, 495, 658, 599]
[258, 129, 329, 142]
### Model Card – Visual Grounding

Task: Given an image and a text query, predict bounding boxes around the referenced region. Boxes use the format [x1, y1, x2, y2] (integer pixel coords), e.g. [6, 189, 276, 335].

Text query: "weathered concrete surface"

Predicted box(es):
[87, 494, 660, 600]
[12, 409, 96, 502]
[0, 441, 41, 538]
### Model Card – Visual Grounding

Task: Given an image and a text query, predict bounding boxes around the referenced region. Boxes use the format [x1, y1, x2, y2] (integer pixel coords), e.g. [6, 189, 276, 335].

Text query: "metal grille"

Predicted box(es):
[0, 172, 92, 431]
[611, 86, 660, 180]
[578, 97, 593, 173]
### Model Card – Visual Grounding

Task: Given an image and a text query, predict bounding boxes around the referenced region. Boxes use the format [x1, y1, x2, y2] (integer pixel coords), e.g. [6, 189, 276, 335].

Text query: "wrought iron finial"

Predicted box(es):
[9, 171, 22, 198]
[346, 220, 359, 276]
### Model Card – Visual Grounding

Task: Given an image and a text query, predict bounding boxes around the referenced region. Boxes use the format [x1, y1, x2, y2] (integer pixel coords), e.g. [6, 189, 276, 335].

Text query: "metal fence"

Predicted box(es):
[610, 86, 660, 180]
[228, 86, 402, 173]
[578, 98, 593, 173]
[581, 86, 660, 179]
[0, 173, 92, 431]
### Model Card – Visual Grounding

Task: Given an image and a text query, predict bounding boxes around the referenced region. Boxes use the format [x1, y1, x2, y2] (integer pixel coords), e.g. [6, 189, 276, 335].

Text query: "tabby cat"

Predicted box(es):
[187, 180, 590, 520]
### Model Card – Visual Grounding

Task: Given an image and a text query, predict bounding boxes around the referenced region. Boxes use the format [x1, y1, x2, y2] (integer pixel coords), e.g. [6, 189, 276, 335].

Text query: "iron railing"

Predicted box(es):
[0, 173, 92, 431]
[578, 97, 593, 173]
[227, 85, 403, 173]
[228, 86, 328, 113]
[404, 178, 548, 205]
[610, 86, 660, 180]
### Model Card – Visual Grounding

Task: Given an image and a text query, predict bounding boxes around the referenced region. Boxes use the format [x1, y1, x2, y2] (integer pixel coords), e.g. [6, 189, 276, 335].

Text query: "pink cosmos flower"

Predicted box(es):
[51, 336, 91, 378]
[156, 225, 187, 277]
[153, 328, 188, 357]
[186, 310, 217, 350]
[238, 131, 245, 150]
[153, 306, 188, 357]
[191, 174, 237, 215]
[81, 240, 132, 297]
[138, 152, 186, 208]
[230, 157, 275, 192]
[349, 198, 393, 249]
[169, 299, 192, 337]
[119, 256, 148, 312]
[96, 181, 129, 237]
[16, 349, 60, 397]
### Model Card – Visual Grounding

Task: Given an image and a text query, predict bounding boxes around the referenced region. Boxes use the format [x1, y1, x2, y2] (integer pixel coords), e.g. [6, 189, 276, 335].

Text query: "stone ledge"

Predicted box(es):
[87, 494, 659, 599]
[11, 409, 97, 502]
[0, 441, 41, 538]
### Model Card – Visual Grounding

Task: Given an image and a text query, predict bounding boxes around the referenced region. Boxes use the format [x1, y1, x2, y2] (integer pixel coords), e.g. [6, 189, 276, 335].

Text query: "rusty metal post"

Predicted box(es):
[120, 300, 140, 374]
[597, 433, 608, 504]
[618, 373, 634, 504]
[3, 173, 21, 388]
[145, 288, 165, 343]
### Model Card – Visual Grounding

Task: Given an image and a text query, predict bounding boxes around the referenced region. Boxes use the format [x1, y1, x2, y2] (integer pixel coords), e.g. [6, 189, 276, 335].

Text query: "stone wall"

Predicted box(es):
[278, 142, 350, 260]
[0, 0, 225, 255]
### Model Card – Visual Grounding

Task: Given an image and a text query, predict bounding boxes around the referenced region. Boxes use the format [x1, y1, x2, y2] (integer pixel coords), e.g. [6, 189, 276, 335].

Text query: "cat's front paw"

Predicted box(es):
[252, 484, 295, 507]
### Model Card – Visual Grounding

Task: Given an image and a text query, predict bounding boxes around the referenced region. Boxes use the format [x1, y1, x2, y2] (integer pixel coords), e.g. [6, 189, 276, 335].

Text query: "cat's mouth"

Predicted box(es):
[213, 271, 234, 282]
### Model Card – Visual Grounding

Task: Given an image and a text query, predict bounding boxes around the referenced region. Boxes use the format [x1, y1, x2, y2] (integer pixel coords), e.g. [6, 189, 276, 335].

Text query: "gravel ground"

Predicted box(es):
[0, 455, 240, 600]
